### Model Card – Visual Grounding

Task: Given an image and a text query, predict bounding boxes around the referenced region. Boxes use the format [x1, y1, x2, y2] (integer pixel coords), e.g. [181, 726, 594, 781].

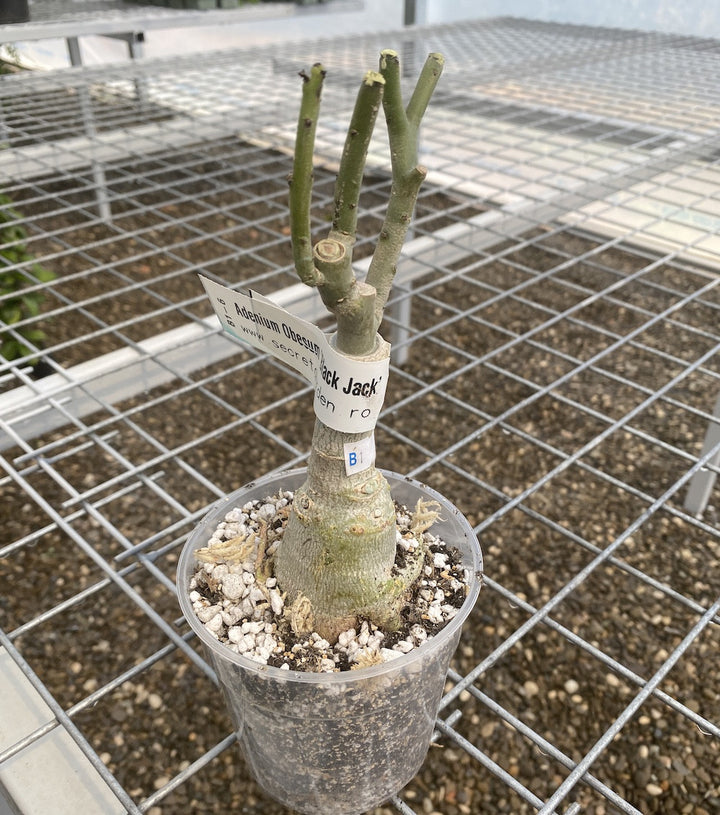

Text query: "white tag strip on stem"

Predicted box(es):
[200, 276, 389, 434]
[343, 434, 376, 477]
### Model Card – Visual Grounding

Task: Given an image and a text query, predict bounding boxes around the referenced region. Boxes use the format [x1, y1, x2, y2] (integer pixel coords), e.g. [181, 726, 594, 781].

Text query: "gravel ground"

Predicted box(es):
[2, 143, 719, 815]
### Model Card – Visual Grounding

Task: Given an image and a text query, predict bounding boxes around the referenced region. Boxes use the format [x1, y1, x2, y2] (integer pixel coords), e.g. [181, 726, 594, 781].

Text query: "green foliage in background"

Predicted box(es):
[0, 194, 55, 364]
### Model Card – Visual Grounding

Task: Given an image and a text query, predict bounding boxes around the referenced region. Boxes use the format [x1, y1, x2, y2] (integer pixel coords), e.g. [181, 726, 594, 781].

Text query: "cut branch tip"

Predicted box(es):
[363, 70, 385, 87]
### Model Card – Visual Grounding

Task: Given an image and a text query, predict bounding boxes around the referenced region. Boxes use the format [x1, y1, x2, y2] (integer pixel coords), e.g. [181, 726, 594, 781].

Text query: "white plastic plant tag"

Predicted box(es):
[200, 276, 389, 435]
[343, 434, 376, 476]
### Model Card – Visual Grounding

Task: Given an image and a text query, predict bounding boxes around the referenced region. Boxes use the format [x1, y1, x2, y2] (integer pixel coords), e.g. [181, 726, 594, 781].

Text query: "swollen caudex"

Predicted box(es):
[189, 491, 470, 673]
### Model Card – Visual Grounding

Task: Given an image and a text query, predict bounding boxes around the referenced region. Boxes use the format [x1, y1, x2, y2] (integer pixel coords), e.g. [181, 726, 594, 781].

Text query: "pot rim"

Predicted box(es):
[177, 467, 482, 685]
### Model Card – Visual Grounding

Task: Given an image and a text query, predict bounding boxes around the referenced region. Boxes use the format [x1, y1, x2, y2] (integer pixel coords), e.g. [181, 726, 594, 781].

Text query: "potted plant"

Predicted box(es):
[178, 49, 483, 815]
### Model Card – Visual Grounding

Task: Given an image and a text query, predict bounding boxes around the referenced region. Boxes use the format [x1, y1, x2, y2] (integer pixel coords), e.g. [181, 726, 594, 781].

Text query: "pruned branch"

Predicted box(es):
[288, 52, 443, 352]
[365, 50, 444, 328]
[289, 63, 325, 287]
[332, 71, 385, 242]
[406, 52, 444, 131]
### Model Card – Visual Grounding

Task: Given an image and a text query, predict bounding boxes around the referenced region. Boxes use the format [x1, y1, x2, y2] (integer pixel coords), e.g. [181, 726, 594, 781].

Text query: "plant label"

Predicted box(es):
[200, 276, 390, 434]
[343, 435, 376, 476]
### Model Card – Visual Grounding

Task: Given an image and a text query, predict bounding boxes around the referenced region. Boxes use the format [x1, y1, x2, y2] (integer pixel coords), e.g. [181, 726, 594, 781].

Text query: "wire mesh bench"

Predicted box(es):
[1, 17, 719, 815]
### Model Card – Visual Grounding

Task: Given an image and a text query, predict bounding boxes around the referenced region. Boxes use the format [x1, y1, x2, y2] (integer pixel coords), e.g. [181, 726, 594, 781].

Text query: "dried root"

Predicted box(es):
[286, 593, 315, 636]
[194, 531, 258, 565]
[410, 498, 441, 537]
[351, 650, 383, 670]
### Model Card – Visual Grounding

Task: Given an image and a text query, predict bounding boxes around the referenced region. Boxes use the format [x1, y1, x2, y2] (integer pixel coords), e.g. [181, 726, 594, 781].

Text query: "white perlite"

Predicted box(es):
[189, 491, 470, 673]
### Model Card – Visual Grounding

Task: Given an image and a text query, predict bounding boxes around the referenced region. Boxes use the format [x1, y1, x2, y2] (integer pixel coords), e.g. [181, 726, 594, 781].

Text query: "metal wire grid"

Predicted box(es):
[0, 0, 365, 40]
[1, 17, 719, 815]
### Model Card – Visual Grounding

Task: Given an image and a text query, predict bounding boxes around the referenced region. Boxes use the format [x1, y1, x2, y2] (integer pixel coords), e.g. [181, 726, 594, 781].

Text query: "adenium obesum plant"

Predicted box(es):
[275, 49, 444, 642]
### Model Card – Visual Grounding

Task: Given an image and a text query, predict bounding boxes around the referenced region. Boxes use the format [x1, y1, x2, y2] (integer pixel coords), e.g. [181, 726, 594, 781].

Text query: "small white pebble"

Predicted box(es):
[393, 640, 414, 654]
[221, 573, 244, 601]
[204, 613, 224, 633]
[564, 679, 580, 695]
[269, 589, 284, 616]
[227, 626, 243, 643]
[240, 599, 254, 618]
[265, 577, 277, 588]
[221, 609, 242, 626]
[147, 693, 163, 710]
[366, 638, 381, 654]
[426, 605, 443, 624]
[340, 628, 357, 647]
[410, 624, 427, 643]
[524, 680, 540, 698]
[258, 503, 276, 520]
[248, 652, 267, 665]
[380, 648, 403, 662]
[433, 551, 448, 569]
[196, 604, 221, 623]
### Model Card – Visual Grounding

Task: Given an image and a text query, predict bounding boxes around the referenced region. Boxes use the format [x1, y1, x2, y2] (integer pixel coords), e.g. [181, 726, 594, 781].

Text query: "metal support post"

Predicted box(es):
[106, 32, 148, 106]
[684, 389, 720, 517]
[66, 36, 82, 66]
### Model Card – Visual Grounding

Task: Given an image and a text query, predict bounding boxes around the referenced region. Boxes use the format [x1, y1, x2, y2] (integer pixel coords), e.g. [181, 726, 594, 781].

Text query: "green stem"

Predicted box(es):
[311, 71, 387, 355]
[332, 71, 385, 241]
[365, 50, 444, 327]
[313, 237, 377, 356]
[364, 166, 426, 327]
[405, 52, 444, 130]
[289, 64, 325, 287]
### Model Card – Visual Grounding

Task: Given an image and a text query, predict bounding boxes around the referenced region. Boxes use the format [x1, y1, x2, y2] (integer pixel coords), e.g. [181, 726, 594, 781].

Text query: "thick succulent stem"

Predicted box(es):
[275, 337, 423, 642]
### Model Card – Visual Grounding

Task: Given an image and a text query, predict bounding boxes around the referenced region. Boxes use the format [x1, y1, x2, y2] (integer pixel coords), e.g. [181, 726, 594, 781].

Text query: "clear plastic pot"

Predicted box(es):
[177, 469, 482, 815]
